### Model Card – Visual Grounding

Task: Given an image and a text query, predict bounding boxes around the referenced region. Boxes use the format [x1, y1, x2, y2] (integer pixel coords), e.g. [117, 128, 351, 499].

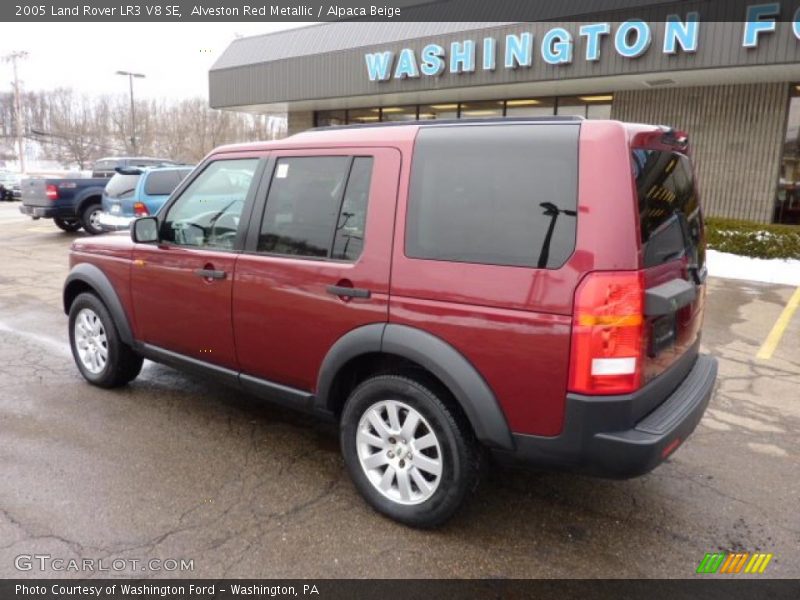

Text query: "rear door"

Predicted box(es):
[232, 148, 400, 393]
[632, 148, 706, 383]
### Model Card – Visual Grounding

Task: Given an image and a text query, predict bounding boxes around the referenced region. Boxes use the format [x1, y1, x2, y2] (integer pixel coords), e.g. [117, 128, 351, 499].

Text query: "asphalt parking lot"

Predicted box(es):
[0, 201, 798, 579]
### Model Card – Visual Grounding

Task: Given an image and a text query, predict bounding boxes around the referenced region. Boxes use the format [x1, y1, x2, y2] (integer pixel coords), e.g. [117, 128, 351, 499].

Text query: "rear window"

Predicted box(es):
[632, 150, 704, 268]
[406, 124, 579, 269]
[105, 173, 141, 199]
[144, 170, 183, 196]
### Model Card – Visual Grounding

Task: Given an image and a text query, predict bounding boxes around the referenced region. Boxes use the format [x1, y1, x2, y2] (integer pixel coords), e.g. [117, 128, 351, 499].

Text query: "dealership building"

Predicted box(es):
[210, 14, 800, 224]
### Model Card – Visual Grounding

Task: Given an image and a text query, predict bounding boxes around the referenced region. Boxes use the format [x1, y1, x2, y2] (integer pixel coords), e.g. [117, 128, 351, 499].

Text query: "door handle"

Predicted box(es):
[194, 268, 227, 280]
[326, 285, 371, 299]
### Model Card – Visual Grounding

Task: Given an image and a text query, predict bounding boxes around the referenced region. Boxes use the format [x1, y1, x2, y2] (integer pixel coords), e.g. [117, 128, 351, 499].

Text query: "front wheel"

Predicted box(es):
[54, 217, 82, 232]
[68, 292, 143, 388]
[81, 204, 104, 235]
[340, 375, 481, 528]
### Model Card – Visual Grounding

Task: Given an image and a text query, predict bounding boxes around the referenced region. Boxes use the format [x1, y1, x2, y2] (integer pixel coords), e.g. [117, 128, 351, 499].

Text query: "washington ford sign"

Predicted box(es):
[365, 4, 800, 82]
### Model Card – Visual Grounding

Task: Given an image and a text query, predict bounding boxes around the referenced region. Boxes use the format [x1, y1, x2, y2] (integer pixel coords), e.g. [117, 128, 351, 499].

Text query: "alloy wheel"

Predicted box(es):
[356, 399, 443, 505]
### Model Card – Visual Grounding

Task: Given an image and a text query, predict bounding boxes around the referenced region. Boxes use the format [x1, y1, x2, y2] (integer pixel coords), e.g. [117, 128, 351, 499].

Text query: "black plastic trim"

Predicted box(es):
[137, 343, 239, 387]
[137, 344, 323, 417]
[381, 324, 514, 450]
[314, 323, 386, 413]
[240, 373, 317, 413]
[494, 353, 717, 478]
[63, 263, 134, 345]
[645, 278, 697, 316]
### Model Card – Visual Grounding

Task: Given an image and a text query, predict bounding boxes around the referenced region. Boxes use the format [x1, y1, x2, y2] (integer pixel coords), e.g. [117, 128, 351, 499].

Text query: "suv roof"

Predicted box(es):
[212, 118, 686, 156]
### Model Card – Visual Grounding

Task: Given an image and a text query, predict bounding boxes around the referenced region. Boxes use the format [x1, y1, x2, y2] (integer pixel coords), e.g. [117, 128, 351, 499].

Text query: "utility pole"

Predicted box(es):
[115, 70, 145, 154]
[3, 51, 29, 173]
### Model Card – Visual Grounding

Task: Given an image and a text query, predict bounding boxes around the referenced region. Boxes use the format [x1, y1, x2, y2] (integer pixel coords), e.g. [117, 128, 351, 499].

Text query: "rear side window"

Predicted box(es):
[406, 124, 579, 269]
[258, 156, 373, 260]
[632, 150, 704, 268]
[105, 173, 141, 199]
[144, 171, 181, 196]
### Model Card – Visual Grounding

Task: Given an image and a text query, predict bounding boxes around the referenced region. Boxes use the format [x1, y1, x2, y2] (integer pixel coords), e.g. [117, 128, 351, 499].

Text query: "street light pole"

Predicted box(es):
[3, 50, 29, 173]
[115, 70, 145, 154]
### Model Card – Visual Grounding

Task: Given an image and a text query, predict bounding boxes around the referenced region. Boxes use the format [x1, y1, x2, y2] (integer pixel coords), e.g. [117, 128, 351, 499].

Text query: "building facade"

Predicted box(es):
[210, 14, 800, 224]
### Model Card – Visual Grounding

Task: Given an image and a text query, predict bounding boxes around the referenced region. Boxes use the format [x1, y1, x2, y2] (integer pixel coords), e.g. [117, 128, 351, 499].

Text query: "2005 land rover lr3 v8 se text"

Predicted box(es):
[63, 118, 718, 528]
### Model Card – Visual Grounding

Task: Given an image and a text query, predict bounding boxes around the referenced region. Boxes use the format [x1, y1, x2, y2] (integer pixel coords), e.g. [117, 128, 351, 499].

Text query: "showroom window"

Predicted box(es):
[775, 85, 800, 224]
[315, 94, 613, 126]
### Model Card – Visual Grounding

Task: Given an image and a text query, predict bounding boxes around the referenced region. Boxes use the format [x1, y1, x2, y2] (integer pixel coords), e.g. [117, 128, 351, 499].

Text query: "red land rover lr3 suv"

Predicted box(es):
[64, 118, 717, 527]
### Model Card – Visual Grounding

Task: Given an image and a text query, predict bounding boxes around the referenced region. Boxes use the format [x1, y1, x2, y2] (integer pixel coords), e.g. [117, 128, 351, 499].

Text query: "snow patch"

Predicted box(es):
[706, 249, 800, 286]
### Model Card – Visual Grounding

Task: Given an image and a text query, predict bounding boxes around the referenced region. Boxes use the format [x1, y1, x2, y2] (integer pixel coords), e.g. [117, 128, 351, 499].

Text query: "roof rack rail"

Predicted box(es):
[313, 115, 585, 131]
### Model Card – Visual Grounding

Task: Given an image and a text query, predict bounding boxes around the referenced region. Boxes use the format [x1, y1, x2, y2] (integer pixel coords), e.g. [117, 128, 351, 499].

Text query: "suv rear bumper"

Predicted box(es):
[494, 353, 717, 478]
[97, 212, 135, 231]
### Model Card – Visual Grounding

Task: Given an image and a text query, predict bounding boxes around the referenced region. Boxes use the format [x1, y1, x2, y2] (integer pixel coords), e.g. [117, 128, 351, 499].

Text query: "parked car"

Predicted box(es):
[63, 118, 717, 527]
[98, 165, 194, 231]
[0, 171, 21, 201]
[20, 157, 179, 234]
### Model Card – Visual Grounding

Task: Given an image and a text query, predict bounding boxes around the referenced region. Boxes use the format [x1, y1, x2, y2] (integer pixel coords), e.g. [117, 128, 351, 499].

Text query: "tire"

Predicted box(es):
[68, 292, 143, 388]
[81, 203, 104, 235]
[54, 217, 82, 232]
[340, 374, 481, 528]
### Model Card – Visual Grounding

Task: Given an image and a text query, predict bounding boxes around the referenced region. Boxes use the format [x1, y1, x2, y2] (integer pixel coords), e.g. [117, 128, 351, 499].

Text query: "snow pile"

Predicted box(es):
[706, 249, 800, 286]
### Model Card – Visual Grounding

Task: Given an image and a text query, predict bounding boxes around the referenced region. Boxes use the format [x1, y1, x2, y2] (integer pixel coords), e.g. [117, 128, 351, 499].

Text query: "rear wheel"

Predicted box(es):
[81, 204, 104, 235]
[68, 292, 143, 388]
[340, 374, 481, 528]
[54, 217, 82, 232]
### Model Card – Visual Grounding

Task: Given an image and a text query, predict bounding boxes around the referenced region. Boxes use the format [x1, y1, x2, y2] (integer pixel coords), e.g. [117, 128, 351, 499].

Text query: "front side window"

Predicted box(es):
[258, 156, 373, 260]
[162, 159, 258, 250]
[406, 124, 579, 269]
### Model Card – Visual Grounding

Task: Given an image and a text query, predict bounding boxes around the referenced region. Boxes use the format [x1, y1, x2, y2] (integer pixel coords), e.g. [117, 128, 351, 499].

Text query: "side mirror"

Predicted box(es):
[131, 217, 159, 244]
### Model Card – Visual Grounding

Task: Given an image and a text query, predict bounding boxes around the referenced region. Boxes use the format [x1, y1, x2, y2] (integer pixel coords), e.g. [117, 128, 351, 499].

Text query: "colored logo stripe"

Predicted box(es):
[697, 552, 774, 574]
[697, 553, 726, 574]
[744, 553, 773, 574]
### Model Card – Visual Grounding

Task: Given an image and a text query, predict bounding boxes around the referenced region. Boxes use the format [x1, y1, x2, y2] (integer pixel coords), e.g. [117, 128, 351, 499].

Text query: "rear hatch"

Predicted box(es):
[102, 172, 142, 215]
[633, 147, 706, 384]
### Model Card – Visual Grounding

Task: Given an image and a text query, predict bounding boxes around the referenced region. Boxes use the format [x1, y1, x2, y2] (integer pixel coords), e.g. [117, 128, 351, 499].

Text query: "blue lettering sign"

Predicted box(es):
[743, 3, 780, 47]
[615, 20, 652, 58]
[450, 40, 476, 73]
[664, 12, 700, 54]
[420, 44, 445, 76]
[365, 51, 394, 82]
[483, 37, 496, 71]
[394, 48, 419, 79]
[542, 27, 573, 65]
[794, 7, 800, 40]
[579, 23, 610, 61]
[504, 32, 533, 68]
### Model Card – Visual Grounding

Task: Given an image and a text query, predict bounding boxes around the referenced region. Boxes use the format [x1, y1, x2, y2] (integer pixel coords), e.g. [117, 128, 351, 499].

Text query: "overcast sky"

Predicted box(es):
[0, 22, 309, 101]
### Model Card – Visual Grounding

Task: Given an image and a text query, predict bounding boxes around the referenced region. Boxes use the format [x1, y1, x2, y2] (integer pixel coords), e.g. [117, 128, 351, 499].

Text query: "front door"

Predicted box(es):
[232, 148, 401, 391]
[130, 157, 263, 370]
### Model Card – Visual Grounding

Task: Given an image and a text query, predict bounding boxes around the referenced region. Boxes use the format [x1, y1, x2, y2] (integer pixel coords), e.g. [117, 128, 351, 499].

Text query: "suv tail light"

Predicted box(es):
[568, 271, 645, 395]
[133, 202, 149, 216]
[46, 184, 58, 201]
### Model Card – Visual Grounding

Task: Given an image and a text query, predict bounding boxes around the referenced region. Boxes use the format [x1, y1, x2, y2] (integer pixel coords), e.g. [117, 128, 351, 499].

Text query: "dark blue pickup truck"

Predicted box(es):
[19, 157, 178, 234]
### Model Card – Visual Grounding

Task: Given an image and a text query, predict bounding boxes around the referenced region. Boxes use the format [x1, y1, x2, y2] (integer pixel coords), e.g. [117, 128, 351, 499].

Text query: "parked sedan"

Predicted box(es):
[98, 165, 193, 231]
[0, 172, 22, 201]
